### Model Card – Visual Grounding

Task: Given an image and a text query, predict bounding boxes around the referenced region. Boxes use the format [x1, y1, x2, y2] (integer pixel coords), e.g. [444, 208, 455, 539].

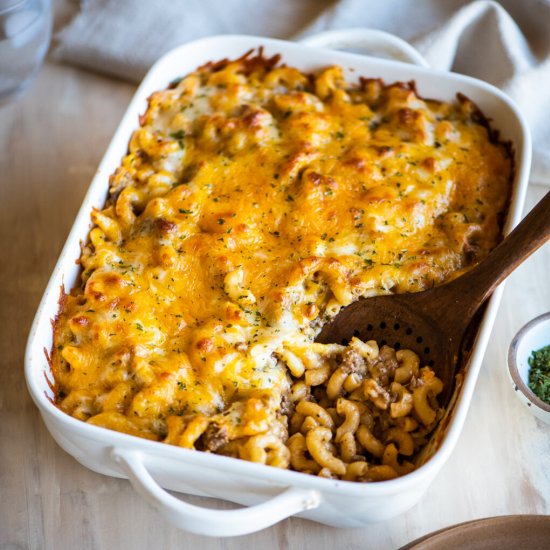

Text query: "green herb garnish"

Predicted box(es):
[528, 344, 550, 404]
[170, 130, 185, 140]
[170, 130, 185, 149]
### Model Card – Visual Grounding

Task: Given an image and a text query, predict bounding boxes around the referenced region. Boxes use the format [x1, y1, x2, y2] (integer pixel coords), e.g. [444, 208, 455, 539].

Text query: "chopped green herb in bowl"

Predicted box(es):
[508, 312, 550, 424]
[528, 345, 550, 405]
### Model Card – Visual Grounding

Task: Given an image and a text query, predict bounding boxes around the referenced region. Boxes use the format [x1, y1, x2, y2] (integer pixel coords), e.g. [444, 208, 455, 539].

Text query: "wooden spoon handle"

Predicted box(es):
[453, 191, 550, 316]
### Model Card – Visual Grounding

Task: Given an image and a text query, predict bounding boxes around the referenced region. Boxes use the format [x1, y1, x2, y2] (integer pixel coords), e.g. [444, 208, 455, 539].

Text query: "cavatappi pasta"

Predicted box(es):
[51, 50, 513, 481]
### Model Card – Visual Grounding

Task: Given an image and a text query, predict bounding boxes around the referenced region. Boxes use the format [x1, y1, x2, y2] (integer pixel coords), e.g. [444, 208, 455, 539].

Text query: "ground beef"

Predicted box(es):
[279, 393, 293, 416]
[202, 424, 229, 452]
[372, 345, 399, 385]
[341, 349, 366, 374]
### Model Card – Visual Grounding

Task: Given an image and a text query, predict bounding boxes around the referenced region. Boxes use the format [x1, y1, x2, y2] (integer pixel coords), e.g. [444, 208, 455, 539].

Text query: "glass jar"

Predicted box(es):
[0, 0, 52, 104]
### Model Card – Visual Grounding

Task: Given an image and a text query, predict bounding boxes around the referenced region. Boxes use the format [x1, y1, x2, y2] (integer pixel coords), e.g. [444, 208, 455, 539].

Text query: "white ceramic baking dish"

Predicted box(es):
[25, 32, 531, 537]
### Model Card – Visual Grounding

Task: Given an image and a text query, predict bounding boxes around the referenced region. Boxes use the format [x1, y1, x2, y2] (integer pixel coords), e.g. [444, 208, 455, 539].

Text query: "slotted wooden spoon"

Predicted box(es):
[316, 192, 550, 405]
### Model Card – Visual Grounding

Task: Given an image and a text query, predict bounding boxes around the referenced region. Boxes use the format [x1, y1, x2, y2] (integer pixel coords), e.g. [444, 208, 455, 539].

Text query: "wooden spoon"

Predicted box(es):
[316, 192, 550, 405]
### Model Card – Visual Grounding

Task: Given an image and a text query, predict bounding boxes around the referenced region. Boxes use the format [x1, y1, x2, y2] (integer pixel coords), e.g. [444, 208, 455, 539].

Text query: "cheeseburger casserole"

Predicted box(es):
[50, 51, 513, 481]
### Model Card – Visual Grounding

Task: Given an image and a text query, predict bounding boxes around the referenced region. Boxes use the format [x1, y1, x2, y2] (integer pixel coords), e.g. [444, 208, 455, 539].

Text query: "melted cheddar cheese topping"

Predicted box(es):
[51, 52, 512, 467]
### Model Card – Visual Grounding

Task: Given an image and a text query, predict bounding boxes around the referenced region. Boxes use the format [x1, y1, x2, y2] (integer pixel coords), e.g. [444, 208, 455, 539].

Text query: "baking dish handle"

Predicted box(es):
[299, 28, 429, 67]
[112, 448, 321, 537]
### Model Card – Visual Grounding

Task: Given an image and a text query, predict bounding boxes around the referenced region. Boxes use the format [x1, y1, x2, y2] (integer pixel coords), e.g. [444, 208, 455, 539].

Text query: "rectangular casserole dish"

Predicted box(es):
[25, 34, 531, 537]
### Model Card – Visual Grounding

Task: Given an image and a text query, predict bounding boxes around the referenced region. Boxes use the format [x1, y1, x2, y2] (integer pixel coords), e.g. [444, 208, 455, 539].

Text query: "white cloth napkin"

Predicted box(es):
[55, 0, 550, 185]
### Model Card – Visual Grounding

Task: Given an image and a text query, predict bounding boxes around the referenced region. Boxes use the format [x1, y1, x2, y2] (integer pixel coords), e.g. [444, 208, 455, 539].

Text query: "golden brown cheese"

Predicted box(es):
[51, 51, 512, 476]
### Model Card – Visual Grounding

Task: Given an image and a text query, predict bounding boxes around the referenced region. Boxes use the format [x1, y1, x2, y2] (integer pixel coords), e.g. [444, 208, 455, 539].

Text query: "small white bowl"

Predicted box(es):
[508, 312, 550, 424]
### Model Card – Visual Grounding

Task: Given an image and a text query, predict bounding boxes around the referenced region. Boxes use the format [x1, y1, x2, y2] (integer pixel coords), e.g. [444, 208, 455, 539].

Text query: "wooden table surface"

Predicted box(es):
[1, 6, 549, 549]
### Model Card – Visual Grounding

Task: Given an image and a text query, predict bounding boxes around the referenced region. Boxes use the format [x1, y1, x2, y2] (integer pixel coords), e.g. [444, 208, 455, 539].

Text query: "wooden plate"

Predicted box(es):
[400, 515, 550, 549]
